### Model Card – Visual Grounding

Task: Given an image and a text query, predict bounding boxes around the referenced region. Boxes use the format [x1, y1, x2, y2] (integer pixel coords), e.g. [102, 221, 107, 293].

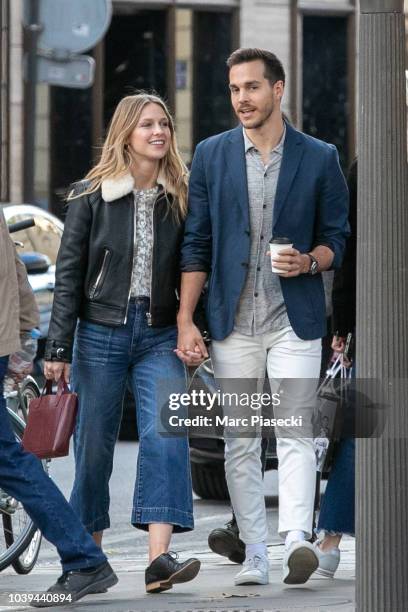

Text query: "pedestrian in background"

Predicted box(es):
[314, 159, 357, 577]
[43, 93, 201, 594]
[0, 209, 117, 607]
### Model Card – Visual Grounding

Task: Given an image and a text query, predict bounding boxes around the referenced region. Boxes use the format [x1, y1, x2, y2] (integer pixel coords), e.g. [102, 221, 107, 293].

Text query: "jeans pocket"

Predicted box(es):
[74, 320, 112, 366]
[149, 325, 178, 356]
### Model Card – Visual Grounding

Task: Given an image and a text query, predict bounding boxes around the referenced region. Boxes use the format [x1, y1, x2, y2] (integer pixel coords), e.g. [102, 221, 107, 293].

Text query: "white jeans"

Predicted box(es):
[210, 326, 322, 542]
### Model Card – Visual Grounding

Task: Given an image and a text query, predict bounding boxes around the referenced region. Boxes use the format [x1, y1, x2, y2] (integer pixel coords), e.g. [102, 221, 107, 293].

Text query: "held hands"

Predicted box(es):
[175, 321, 209, 366]
[266, 247, 310, 277]
[44, 361, 71, 383]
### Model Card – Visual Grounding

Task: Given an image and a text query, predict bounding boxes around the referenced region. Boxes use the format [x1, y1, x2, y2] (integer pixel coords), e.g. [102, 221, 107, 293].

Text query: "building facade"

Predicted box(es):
[1, 0, 371, 212]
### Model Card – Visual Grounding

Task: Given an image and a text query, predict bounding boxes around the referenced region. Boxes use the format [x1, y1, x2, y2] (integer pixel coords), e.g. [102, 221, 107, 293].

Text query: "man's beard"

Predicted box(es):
[238, 101, 275, 129]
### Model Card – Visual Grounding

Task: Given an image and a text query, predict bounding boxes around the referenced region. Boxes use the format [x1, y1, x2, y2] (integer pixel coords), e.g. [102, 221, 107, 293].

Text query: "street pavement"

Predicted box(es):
[0, 442, 355, 611]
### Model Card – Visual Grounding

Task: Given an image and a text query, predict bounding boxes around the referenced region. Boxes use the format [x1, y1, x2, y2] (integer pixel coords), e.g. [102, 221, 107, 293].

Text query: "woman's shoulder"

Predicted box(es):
[67, 180, 101, 205]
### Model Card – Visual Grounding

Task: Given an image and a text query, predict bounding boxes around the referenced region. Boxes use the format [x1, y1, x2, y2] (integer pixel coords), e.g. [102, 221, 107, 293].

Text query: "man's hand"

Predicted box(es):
[176, 320, 209, 366]
[267, 247, 310, 278]
[44, 361, 71, 383]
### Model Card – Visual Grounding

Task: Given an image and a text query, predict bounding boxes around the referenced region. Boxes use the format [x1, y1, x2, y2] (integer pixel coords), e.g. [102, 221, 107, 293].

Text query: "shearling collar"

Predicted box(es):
[101, 171, 174, 202]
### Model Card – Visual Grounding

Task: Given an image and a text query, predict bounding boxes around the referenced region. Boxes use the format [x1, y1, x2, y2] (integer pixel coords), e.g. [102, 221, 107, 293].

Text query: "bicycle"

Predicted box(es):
[0, 401, 43, 574]
[0, 217, 45, 574]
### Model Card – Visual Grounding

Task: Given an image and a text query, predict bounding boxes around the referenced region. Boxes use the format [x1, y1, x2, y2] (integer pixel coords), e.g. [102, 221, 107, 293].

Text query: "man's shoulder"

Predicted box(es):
[196, 127, 240, 154]
[292, 125, 336, 156]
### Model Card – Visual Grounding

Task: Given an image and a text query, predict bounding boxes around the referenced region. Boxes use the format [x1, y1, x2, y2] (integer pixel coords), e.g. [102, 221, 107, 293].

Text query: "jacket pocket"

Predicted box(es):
[88, 248, 111, 300]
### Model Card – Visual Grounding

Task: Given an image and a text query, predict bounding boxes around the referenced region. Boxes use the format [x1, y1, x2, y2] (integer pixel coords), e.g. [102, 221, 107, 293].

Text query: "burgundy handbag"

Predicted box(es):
[22, 377, 78, 459]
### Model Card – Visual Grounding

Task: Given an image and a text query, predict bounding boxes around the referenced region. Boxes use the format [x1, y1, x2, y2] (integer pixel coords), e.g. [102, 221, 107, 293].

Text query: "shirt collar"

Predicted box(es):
[243, 122, 286, 156]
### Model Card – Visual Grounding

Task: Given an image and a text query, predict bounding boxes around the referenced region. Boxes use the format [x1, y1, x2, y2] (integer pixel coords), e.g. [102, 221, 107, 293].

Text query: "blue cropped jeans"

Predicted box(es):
[70, 298, 194, 534]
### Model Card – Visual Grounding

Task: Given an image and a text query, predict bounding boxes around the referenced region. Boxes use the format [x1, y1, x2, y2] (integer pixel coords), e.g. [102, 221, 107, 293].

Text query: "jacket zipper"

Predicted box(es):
[90, 249, 110, 299]
[123, 197, 136, 324]
[146, 193, 159, 326]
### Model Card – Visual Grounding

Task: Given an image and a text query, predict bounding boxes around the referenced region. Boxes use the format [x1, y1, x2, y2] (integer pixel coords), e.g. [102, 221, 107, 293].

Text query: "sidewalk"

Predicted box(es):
[0, 540, 355, 611]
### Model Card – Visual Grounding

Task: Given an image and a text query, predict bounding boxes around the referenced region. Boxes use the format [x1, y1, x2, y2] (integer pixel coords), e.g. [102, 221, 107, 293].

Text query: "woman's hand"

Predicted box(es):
[331, 335, 352, 367]
[44, 361, 71, 383]
[331, 335, 346, 353]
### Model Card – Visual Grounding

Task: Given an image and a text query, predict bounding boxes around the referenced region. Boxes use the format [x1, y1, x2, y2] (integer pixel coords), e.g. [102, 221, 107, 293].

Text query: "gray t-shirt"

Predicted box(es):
[234, 126, 290, 336]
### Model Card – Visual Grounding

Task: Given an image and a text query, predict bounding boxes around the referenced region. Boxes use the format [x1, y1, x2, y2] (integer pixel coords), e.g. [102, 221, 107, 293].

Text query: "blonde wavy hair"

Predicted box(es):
[70, 93, 188, 221]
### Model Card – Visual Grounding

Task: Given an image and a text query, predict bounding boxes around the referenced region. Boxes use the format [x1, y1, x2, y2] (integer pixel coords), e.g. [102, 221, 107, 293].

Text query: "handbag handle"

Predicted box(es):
[42, 379, 53, 396]
[55, 375, 69, 402]
[41, 376, 70, 403]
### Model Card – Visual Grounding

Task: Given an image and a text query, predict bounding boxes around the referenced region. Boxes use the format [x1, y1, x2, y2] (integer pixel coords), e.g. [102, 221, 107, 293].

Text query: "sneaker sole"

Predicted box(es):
[87, 587, 108, 594]
[234, 575, 269, 586]
[283, 547, 319, 585]
[146, 559, 201, 594]
[314, 566, 336, 578]
[208, 531, 245, 564]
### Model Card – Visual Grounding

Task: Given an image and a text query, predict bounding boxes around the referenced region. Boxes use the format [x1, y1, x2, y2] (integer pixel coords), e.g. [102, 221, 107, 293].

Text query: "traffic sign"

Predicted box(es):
[25, 53, 95, 88]
[24, 0, 112, 54]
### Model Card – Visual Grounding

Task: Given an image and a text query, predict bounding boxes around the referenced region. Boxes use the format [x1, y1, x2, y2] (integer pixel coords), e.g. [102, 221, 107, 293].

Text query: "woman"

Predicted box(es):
[44, 93, 202, 594]
[314, 159, 357, 577]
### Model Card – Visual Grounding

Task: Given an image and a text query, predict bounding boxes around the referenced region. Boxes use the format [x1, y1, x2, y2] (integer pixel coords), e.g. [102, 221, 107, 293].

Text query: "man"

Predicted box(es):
[176, 48, 349, 586]
[0, 209, 117, 607]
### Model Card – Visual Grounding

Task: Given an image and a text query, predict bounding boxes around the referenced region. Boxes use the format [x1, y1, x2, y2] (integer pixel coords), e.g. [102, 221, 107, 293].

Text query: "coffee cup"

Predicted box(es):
[269, 237, 293, 273]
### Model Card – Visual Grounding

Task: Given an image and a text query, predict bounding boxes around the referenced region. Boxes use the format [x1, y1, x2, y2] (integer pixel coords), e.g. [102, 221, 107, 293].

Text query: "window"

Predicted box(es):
[302, 15, 349, 170]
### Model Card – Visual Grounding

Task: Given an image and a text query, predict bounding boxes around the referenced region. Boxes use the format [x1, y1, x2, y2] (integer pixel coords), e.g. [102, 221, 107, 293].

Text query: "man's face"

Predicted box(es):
[229, 59, 283, 130]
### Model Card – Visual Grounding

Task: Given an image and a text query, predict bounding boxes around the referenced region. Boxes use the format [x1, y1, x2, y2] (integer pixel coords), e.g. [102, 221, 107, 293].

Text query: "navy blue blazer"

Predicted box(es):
[181, 122, 350, 341]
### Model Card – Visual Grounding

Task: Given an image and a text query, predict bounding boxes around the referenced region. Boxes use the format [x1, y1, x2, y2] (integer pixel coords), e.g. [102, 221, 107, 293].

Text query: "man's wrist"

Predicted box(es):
[305, 253, 319, 275]
[301, 254, 312, 274]
[177, 311, 194, 325]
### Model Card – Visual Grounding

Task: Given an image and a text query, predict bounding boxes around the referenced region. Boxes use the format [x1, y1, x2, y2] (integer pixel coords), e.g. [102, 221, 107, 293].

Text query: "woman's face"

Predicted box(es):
[128, 103, 171, 163]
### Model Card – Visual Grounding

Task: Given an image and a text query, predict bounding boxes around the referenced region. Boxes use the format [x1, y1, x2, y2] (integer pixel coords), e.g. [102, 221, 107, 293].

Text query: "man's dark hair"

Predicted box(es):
[226, 48, 285, 85]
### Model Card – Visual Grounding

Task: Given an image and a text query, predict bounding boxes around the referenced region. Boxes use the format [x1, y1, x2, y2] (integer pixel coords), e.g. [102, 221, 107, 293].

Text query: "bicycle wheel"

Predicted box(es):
[11, 527, 42, 574]
[18, 376, 41, 421]
[7, 377, 43, 572]
[0, 409, 40, 572]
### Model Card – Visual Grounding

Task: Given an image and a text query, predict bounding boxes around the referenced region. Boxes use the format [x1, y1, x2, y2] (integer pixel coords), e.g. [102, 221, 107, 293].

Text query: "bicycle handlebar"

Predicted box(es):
[8, 218, 35, 233]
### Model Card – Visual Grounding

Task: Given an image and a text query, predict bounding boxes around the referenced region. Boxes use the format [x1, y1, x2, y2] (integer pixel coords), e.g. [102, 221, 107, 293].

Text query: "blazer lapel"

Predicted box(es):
[273, 123, 305, 230]
[225, 127, 250, 224]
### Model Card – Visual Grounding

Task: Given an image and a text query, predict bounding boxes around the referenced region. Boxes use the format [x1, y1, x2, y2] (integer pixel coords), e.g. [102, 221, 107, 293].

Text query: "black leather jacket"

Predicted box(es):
[45, 181, 184, 362]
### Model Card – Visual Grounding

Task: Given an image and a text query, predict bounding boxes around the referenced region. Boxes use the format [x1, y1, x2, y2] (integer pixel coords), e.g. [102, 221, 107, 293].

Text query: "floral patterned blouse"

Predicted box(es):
[130, 186, 159, 297]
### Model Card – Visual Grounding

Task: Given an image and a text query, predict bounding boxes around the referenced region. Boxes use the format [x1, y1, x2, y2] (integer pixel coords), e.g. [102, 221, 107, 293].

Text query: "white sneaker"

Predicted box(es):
[313, 541, 340, 578]
[234, 554, 269, 585]
[282, 541, 319, 584]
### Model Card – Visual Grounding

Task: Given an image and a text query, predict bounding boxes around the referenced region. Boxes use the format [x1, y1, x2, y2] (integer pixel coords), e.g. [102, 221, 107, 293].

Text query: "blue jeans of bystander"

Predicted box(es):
[317, 437, 355, 536]
[0, 355, 106, 572]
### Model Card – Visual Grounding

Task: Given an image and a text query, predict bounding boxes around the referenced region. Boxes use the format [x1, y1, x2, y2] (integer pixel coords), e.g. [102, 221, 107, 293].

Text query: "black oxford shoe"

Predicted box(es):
[145, 552, 200, 593]
[208, 516, 245, 564]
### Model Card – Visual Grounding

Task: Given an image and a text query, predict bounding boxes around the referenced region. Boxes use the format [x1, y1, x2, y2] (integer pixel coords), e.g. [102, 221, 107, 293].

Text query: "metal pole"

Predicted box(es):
[357, 1, 408, 611]
[23, 0, 41, 203]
